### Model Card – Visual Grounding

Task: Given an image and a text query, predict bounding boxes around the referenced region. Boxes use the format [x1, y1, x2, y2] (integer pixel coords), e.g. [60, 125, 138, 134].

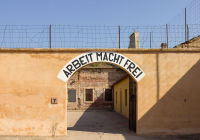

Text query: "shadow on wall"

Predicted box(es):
[138, 59, 200, 134]
[67, 59, 200, 138]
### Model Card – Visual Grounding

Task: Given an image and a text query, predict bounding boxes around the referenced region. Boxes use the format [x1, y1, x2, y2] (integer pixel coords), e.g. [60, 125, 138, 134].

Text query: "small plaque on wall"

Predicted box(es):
[51, 98, 58, 104]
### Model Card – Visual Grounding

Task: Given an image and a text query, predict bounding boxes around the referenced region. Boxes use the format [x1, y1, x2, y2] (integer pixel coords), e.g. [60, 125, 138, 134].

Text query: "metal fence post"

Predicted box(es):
[49, 24, 51, 48]
[187, 24, 189, 41]
[150, 32, 152, 48]
[185, 8, 187, 42]
[119, 26, 120, 49]
[166, 24, 168, 48]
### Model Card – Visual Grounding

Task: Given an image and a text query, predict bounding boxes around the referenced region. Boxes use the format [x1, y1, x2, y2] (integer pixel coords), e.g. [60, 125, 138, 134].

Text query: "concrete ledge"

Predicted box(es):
[0, 48, 200, 53]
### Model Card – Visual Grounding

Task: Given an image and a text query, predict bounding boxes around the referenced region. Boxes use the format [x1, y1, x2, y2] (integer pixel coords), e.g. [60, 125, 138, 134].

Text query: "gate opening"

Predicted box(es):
[66, 62, 137, 134]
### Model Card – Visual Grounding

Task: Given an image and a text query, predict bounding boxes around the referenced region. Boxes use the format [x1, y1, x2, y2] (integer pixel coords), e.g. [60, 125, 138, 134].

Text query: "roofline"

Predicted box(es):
[174, 35, 200, 48]
[112, 74, 129, 86]
[0, 48, 200, 53]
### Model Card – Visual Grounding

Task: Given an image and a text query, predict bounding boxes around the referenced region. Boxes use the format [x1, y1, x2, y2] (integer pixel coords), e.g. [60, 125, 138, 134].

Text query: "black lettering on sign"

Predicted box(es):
[72, 59, 81, 69]
[103, 52, 108, 61]
[79, 56, 87, 65]
[136, 71, 143, 78]
[132, 67, 141, 77]
[124, 59, 131, 67]
[109, 53, 114, 62]
[88, 53, 93, 62]
[58, 52, 145, 82]
[119, 56, 124, 65]
[114, 54, 120, 63]
[66, 64, 75, 74]
[96, 52, 102, 61]
[127, 62, 136, 73]
[63, 70, 71, 78]
[85, 54, 89, 63]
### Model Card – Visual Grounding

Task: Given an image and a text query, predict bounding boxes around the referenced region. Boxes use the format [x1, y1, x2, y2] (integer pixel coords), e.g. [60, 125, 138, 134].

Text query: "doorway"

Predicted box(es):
[112, 75, 137, 133]
[120, 88, 122, 113]
[66, 62, 137, 135]
[129, 77, 137, 132]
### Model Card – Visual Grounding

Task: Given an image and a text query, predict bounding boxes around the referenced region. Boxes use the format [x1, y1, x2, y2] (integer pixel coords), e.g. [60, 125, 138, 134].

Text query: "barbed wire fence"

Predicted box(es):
[0, 24, 199, 49]
[0, 0, 199, 49]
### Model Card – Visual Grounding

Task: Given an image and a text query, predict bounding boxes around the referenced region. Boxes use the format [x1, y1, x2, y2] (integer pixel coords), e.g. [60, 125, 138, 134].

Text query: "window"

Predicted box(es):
[104, 89, 112, 102]
[125, 89, 128, 106]
[85, 89, 93, 101]
[68, 89, 76, 102]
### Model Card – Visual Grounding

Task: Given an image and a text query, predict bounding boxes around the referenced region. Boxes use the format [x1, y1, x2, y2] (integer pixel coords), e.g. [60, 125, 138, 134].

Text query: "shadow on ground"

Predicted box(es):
[67, 110, 132, 134]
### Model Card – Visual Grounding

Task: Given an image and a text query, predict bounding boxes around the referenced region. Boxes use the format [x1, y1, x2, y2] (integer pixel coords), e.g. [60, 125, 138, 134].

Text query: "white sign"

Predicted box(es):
[57, 52, 145, 82]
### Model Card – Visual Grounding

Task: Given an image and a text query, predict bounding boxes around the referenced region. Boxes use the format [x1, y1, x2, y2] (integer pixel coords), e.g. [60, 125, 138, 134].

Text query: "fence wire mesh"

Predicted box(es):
[0, 24, 200, 49]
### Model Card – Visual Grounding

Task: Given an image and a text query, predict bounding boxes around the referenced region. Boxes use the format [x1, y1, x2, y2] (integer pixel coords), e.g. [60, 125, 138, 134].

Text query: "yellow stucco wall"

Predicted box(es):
[113, 77, 129, 119]
[0, 48, 200, 136]
[0, 52, 68, 136]
[137, 52, 200, 135]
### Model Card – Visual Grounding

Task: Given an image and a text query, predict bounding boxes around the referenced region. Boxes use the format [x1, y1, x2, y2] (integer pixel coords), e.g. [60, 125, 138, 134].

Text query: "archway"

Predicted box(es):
[57, 52, 145, 82]
[57, 52, 145, 133]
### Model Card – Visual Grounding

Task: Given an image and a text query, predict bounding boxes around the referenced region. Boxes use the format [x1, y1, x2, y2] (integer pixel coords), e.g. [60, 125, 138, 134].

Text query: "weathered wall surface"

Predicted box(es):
[136, 51, 200, 135]
[0, 52, 69, 136]
[0, 48, 200, 136]
[113, 77, 129, 118]
[67, 68, 127, 110]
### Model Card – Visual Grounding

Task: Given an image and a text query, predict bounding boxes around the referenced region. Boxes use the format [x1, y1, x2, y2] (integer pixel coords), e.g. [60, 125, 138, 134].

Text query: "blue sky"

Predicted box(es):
[0, 0, 189, 25]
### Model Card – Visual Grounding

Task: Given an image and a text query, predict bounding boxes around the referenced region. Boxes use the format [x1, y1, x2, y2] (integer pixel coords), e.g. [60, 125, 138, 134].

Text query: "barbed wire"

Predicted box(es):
[0, 0, 199, 49]
[0, 24, 199, 49]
